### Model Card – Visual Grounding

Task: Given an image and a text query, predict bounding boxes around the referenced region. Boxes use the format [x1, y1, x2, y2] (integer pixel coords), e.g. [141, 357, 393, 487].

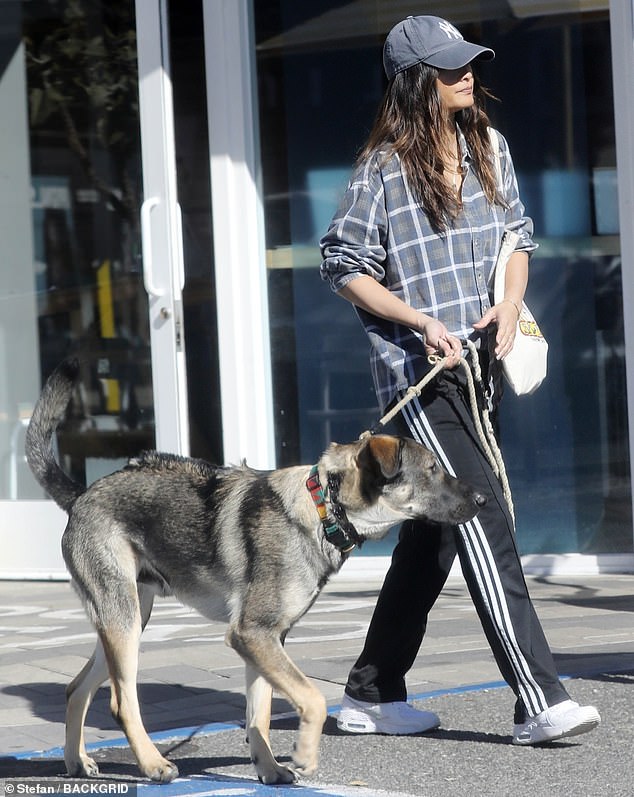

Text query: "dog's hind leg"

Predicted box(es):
[98, 581, 177, 783]
[100, 619, 178, 783]
[65, 640, 109, 777]
[228, 627, 326, 781]
[245, 663, 296, 785]
[65, 574, 157, 778]
[107, 582, 154, 720]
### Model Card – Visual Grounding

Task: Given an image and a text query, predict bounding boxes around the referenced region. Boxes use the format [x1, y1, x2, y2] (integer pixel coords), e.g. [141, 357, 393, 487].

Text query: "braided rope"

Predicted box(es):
[360, 340, 515, 527]
[359, 356, 448, 438]
[461, 341, 515, 526]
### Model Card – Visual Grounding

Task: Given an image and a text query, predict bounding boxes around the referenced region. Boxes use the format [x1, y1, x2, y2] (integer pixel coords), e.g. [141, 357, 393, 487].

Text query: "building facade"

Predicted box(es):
[1, 0, 634, 577]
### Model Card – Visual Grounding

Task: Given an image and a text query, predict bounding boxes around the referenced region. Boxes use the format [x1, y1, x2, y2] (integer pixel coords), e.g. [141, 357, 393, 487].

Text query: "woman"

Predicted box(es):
[320, 15, 600, 745]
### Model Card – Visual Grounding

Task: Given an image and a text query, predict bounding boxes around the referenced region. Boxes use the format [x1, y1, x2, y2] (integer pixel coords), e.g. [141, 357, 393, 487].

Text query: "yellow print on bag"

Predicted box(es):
[519, 318, 544, 338]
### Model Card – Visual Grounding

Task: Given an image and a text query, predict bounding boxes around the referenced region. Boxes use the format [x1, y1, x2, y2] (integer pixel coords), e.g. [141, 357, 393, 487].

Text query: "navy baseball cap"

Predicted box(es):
[383, 16, 495, 80]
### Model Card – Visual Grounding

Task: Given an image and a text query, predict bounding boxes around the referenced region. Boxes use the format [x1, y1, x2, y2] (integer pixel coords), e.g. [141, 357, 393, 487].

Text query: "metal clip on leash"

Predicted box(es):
[360, 340, 515, 527]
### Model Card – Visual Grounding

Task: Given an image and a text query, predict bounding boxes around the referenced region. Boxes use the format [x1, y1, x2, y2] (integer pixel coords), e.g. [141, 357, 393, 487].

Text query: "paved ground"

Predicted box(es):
[1, 572, 633, 796]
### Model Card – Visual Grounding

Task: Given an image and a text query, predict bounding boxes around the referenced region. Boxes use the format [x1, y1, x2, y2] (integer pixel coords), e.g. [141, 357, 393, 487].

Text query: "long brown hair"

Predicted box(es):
[358, 62, 502, 232]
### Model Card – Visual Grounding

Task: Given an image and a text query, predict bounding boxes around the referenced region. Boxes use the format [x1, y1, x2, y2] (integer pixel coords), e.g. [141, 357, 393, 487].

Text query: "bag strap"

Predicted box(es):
[488, 126, 521, 292]
[488, 126, 503, 194]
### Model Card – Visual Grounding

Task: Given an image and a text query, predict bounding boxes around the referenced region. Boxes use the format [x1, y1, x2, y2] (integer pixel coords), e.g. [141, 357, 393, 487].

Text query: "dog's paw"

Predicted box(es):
[252, 753, 297, 785]
[291, 742, 318, 778]
[66, 755, 99, 778]
[291, 759, 318, 778]
[257, 764, 297, 785]
[143, 758, 179, 783]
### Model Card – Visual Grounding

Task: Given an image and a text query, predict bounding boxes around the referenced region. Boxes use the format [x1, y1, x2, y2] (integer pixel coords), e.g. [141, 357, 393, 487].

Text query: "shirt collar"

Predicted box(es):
[456, 124, 471, 168]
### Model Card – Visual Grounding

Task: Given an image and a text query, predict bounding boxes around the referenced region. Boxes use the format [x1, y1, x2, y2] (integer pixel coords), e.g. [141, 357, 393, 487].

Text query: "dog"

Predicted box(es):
[25, 359, 485, 785]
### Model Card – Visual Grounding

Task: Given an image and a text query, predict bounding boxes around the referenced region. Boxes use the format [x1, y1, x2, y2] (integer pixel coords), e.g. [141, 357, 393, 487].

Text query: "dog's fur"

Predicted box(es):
[26, 359, 485, 784]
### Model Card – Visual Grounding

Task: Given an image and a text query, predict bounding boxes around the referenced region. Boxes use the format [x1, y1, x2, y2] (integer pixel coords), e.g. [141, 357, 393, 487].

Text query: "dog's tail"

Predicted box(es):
[25, 358, 85, 512]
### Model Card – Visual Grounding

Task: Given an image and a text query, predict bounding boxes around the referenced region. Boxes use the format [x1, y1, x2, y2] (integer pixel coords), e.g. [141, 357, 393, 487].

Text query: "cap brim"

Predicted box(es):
[424, 41, 495, 70]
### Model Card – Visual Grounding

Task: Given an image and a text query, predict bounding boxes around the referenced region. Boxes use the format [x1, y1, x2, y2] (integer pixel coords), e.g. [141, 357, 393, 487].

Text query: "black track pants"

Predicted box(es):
[345, 367, 570, 723]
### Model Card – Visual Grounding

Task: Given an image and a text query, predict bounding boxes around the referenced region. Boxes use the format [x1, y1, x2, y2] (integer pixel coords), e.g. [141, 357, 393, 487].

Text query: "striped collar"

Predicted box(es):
[306, 466, 357, 554]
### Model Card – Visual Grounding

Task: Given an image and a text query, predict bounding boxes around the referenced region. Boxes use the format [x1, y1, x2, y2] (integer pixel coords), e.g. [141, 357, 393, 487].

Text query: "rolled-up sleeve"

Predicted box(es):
[497, 131, 538, 255]
[320, 161, 389, 292]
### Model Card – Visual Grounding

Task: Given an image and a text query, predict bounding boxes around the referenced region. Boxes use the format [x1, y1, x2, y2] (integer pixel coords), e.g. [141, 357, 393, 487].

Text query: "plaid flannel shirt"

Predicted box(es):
[320, 127, 537, 410]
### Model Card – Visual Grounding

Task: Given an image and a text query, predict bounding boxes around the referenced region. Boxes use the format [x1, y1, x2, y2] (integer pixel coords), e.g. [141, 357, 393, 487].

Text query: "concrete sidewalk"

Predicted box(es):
[1, 573, 633, 795]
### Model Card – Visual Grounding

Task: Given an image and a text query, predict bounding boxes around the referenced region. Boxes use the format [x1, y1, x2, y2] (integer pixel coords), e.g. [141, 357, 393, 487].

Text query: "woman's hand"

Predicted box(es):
[475, 250, 527, 360]
[419, 317, 463, 367]
[473, 300, 520, 360]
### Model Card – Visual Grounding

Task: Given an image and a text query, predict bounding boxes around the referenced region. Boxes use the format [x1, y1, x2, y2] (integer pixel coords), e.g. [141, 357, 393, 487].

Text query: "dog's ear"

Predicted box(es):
[357, 435, 402, 480]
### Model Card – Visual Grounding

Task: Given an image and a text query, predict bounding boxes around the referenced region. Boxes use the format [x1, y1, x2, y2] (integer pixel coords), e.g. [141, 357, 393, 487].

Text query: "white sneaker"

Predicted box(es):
[337, 694, 440, 735]
[512, 699, 601, 745]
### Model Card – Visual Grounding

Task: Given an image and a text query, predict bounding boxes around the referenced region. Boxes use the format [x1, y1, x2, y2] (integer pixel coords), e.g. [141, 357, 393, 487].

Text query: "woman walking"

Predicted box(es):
[320, 15, 600, 745]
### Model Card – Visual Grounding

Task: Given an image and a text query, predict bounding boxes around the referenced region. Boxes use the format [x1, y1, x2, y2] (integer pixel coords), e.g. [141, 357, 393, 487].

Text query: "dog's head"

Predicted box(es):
[319, 435, 485, 539]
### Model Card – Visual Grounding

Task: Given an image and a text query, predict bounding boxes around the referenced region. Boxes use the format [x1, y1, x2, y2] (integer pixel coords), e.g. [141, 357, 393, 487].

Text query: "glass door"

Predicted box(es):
[0, 0, 188, 577]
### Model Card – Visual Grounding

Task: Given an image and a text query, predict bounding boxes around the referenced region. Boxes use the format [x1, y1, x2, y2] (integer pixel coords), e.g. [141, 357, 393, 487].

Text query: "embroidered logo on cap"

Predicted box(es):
[438, 20, 462, 40]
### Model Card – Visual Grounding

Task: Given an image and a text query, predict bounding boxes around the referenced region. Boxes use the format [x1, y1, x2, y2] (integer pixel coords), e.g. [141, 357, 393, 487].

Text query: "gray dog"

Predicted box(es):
[26, 359, 485, 785]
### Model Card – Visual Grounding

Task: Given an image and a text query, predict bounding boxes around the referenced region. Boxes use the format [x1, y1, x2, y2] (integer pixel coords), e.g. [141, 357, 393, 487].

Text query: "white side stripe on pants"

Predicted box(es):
[401, 396, 548, 717]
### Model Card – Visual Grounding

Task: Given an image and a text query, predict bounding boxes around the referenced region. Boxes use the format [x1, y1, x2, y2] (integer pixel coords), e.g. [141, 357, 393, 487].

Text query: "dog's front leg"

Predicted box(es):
[229, 626, 326, 780]
[245, 663, 296, 784]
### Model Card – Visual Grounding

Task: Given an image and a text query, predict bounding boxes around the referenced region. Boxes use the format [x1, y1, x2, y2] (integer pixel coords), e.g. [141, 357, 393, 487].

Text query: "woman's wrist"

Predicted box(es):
[413, 312, 434, 335]
[501, 298, 521, 317]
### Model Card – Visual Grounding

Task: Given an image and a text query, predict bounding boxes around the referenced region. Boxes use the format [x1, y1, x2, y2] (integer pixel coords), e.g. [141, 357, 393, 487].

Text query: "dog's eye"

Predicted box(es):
[429, 461, 439, 474]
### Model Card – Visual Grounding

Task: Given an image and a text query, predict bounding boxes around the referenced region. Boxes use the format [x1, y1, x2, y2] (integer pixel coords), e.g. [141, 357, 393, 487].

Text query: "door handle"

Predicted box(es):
[175, 202, 185, 292]
[140, 196, 166, 297]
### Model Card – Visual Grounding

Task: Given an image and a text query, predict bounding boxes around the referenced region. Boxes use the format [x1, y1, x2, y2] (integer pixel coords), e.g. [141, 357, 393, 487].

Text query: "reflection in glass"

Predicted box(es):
[1, 1, 153, 499]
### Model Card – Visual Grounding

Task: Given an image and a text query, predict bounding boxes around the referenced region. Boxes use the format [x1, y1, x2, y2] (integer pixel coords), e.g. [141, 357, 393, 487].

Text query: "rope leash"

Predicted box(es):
[360, 339, 515, 527]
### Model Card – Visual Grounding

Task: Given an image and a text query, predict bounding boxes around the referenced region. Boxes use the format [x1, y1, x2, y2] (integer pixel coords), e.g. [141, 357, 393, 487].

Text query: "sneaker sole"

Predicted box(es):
[337, 716, 441, 735]
[558, 714, 601, 741]
[513, 712, 601, 746]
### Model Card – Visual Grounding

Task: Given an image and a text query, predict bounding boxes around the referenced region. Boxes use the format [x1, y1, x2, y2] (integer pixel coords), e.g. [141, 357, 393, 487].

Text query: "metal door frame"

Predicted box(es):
[610, 0, 634, 557]
[202, 0, 275, 469]
[136, 0, 190, 456]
